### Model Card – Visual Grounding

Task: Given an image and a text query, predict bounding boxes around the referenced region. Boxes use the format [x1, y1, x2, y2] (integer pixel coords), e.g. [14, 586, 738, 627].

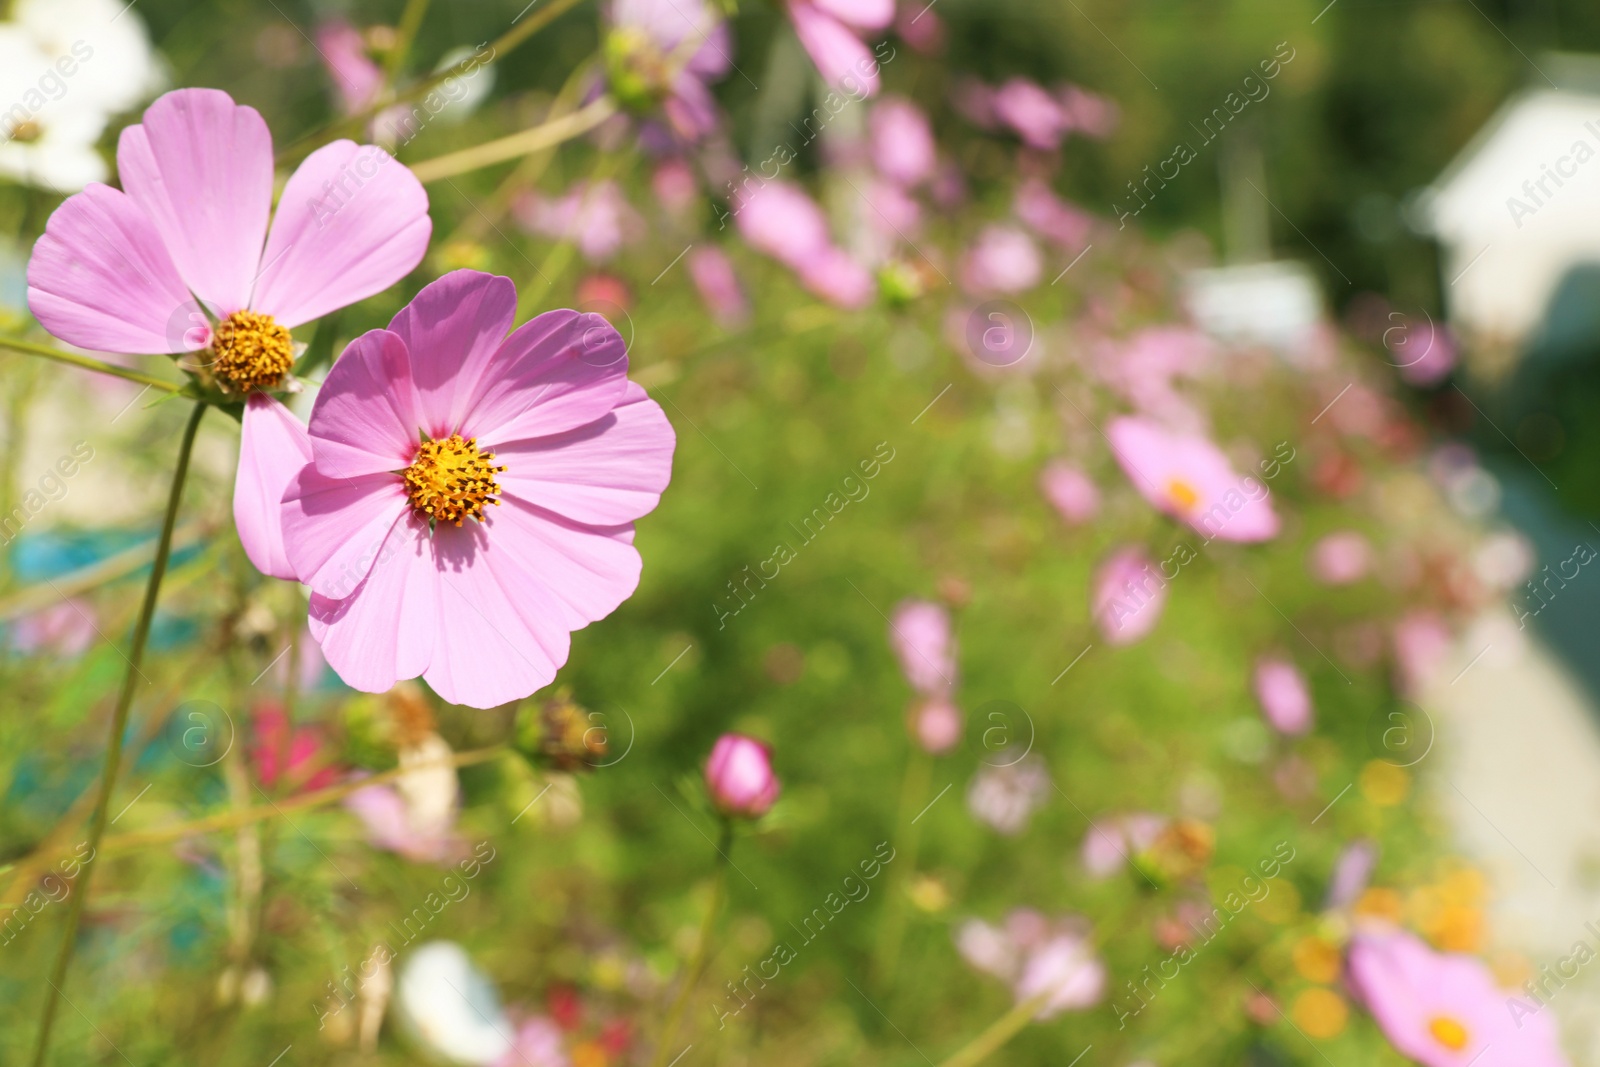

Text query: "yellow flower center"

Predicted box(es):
[210, 310, 293, 393]
[1166, 477, 1201, 513]
[403, 434, 506, 527]
[10, 120, 42, 143]
[1428, 1015, 1470, 1051]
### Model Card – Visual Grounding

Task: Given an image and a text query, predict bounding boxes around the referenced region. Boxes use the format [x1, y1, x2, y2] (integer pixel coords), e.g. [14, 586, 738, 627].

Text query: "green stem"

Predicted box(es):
[30, 401, 207, 1067]
[0, 337, 183, 394]
[872, 749, 930, 991]
[407, 96, 617, 184]
[652, 821, 732, 1067]
[933, 992, 1052, 1067]
[385, 0, 433, 83]
[278, 0, 590, 164]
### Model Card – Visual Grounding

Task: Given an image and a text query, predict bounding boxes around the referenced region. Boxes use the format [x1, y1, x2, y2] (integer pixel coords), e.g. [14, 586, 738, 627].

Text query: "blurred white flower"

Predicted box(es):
[966, 754, 1051, 835]
[395, 942, 513, 1065]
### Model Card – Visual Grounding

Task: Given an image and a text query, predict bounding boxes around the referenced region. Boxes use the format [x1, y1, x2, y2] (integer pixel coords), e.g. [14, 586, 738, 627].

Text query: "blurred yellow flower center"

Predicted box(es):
[1166, 477, 1201, 512]
[11, 120, 42, 143]
[404, 434, 505, 527]
[1428, 1015, 1469, 1050]
[211, 309, 293, 393]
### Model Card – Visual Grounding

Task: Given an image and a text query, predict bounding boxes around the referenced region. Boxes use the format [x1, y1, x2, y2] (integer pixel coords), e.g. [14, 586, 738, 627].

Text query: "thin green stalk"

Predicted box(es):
[278, 0, 590, 164]
[408, 96, 617, 184]
[933, 991, 1053, 1067]
[30, 401, 208, 1067]
[385, 0, 433, 83]
[872, 749, 931, 991]
[0, 337, 183, 394]
[652, 821, 733, 1067]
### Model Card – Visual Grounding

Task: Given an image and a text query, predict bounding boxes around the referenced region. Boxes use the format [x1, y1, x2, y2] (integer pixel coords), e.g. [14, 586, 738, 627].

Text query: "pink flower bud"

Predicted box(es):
[911, 697, 962, 754]
[705, 733, 780, 818]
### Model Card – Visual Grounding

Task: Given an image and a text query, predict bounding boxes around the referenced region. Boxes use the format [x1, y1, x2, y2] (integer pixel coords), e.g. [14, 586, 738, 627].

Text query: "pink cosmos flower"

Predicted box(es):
[911, 696, 962, 754]
[1393, 611, 1451, 699]
[895, 1, 945, 54]
[494, 1016, 569, 1067]
[1092, 547, 1167, 646]
[514, 180, 645, 264]
[1056, 85, 1119, 139]
[26, 88, 431, 582]
[279, 270, 675, 709]
[1106, 416, 1280, 543]
[705, 733, 780, 818]
[992, 78, 1068, 150]
[686, 246, 749, 328]
[796, 246, 876, 308]
[787, 0, 893, 97]
[869, 96, 937, 187]
[1310, 531, 1373, 585]
[889, 598, 956, 695]
[1252, 656, 1314, 736]
[960, 224, 1042, 295]
[345, 781, 467, 863]
[1014, 178, 1093, 251]
[1389, 318, 1457, 388]
[250, 703, 339, 791]
[9, 598, 98, 657]
[1080, 812, 1167, 878]
[735, 180, 832, 270]
[956, 912, 1105, 1019]
[1324, 839, 1377, 910]
[1347, 929, 1570, 1067]
[608, 0, 733, 142]
[966, 755, 1051, 835]
[316, 20, 385, 115]
[1039, 460, 1100, 525]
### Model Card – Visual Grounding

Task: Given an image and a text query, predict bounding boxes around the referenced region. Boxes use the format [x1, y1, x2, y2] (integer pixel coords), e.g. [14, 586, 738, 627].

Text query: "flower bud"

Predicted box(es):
[704, 733, 780, 819]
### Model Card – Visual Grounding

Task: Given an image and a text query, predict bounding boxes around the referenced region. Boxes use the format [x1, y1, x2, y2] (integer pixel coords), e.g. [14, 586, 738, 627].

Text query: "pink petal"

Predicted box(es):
[251, 140, 431, 329]
[309, 518, 438, 692]
[306, 329, 426, 478]
[495, 383, 675, 526]
[26, 183, 194, 354]
[116, 89, 273, 316]
[810, 0, 894, 30]
[789, 3, 881, 96]
[483, 499, 642, 632]
[234, 395, 313, 580]
[283, 466, 410, 600]
[462, 310, 630, 447]
[387, 270, 518, 437]
[425, 521, 570, 708]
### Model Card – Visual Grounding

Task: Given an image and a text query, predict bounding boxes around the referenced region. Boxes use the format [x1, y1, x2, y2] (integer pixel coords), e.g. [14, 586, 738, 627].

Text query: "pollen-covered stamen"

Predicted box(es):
[404, 434, 507, 527]
[1427, 1016, 1469, 1051]
[210, 309, 293, 393]
[1165, 477, 1201, 514]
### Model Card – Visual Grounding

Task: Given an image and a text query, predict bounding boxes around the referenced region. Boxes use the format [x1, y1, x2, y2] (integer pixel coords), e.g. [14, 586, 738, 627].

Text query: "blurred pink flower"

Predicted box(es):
[960, 224, 1042, 295]
[889, 598, 956, 695]
[494, 1016, 569, 1067]
[315, 20, 385, 115]
[735, 180, 832, 270]
[1310, 531, 1373, 585]
[992, 78, 1067, 150]
[705, 733, 781, 818]
[1095, 327, 1211, 425]
[651, 158, 700, 215]
[610, 0, 732, 79]
[281, 270, 675, 708]
[26, 88, 431, 584]
[951, 78, 997, 128]
[10, 598, 97, 657]
[895, 1, 944, 53]
[957, 912, 1104, 1018]
[1080, 813, 1167, 878]
[1393, 612, 1452, 699]
[1056, 85, 1119, 138]
[687, 246, 749, 328]
[869, 96, 937, 187]
[1347, 929, 1570, 1067]
[856, 176, 923, 238]
[797, 246, 876, 308]
[1106, 416, 1280, 543]
[251, 703, 339, 792]
[1389, 318, 1457, 388]
[1039, 460, 1100, 525]
[345, 781, 466, 863]
[966, 755, 1050, 835]
[1325, 839, 1378, 910]
[911, 697, 962, 754]
[787, 0, 892, 97]
[514, 180, 645, 263]
[1014, 177, 1093, 251]
[1092, 547, 1167, 646]
[1253, 656, 1314, 736]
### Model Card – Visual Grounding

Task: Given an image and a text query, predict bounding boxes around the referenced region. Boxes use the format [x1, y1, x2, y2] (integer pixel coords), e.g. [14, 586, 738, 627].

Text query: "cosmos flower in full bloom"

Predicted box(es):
[278, 270, 675, 709]
[26, 87, 432, 580]
[1347, 928, 1570, 1067]
[786, 0, 893, 96]
[1106, 416, 1280, 543]
[955, 910, 1105, 1019]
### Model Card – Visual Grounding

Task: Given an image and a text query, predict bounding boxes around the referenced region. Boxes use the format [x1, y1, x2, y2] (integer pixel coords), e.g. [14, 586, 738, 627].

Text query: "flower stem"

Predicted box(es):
[384, 0, 433, 83]
[29, 401, 207, 1067]
[277, 0, 590, 163]
[407, 96, 618, 183]
[872, 749, 931, 991]
[933, 991, 1052, 1067]
[652, 821, 733, 1067]
[0, 337, 183, 394]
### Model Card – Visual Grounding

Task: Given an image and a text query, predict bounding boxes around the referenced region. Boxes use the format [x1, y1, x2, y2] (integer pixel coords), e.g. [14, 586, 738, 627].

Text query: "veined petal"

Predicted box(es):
[252, 140, 431, 329]
[308, 518, 437, 693]
[464, 310, 629, 447]
[117, 88, 273, 316]
[283, 464, 410, 600]
[234, 394, 312, 581]
[386, 270, 518, 437]
[306, 329, 426, 478]
[496, 382, 675, 526]
[26, 183, 194, 354]
[483, 498, 642, 631]
[811, 0, 894, 31]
